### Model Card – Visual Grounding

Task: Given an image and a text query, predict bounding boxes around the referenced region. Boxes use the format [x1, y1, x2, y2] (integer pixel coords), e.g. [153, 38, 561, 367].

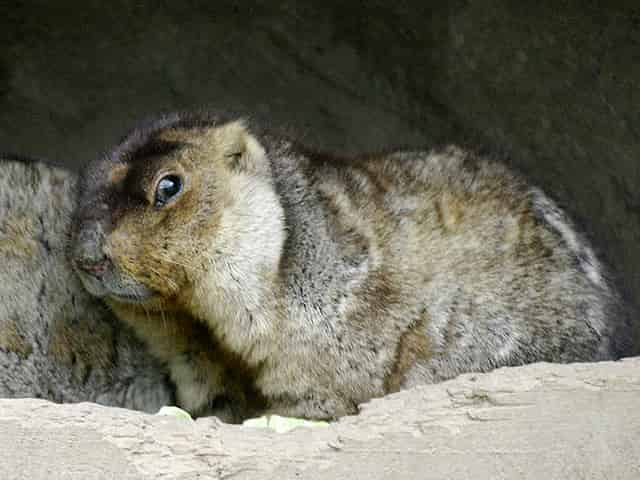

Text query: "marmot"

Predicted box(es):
[0, 155, 173, 413]
[71, 112, 633, 420]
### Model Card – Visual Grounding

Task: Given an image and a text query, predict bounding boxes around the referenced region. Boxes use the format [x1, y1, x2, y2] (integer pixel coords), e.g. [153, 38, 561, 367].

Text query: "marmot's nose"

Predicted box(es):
[74, 226, 110, 278]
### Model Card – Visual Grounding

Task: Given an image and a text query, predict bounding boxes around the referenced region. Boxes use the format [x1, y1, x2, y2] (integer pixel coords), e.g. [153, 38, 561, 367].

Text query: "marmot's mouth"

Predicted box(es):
[74, 264, 156, 305]
[105, 282, 158, 304]
[108, 291, 153, 304]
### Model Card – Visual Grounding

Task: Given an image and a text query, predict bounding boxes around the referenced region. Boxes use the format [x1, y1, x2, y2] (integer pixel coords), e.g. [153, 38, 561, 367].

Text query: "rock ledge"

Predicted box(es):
[1, 358, 639, 480]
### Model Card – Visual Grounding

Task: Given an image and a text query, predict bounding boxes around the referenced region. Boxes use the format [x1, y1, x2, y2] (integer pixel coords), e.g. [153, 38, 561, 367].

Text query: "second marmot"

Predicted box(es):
[0, 155, 173, 412]
[71, 112, 632, 420]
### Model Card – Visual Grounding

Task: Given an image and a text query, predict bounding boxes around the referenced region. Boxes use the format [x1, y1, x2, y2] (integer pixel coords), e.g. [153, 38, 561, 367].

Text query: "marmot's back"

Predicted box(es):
[275, 144, 633, 386]
[349, 148, 632, 379]
[0, 156, 173, 412]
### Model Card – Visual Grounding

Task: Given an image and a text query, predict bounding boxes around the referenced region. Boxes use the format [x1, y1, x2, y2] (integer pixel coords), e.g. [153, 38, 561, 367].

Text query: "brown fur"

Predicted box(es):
[48, 317, 115, 382]
[0, 216, 39, 258]
[385, 316, 431, 393]
[0, 320, 32, 359]
[71, 112, 632, 421]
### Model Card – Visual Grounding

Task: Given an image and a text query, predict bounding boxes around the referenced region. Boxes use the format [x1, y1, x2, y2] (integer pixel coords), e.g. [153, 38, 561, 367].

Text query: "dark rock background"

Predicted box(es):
[1, 1, 639, 312]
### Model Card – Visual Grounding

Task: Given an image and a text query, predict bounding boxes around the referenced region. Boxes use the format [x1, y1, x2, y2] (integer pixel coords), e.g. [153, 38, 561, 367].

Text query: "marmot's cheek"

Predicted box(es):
[106, 229, 130, 257]
[106, 232, 139, 274]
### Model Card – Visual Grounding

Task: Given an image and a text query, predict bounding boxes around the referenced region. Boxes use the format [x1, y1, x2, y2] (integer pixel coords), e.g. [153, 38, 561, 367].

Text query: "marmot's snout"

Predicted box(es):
[70, 220, 115, 299]
[72, 223, 110, 278]
[71, 208, 160, 305]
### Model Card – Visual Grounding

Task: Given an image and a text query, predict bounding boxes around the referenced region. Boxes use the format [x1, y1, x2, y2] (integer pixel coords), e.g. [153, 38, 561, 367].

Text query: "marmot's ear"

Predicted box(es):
[213, 121, 269, 176]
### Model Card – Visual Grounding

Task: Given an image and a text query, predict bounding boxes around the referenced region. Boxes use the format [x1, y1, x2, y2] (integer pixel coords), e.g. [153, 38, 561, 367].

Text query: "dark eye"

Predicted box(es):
[154, 175, 183, 207]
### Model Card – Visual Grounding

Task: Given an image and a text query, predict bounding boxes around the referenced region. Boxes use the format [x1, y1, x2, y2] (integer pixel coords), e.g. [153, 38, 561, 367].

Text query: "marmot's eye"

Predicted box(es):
[154, 175, 183, 207]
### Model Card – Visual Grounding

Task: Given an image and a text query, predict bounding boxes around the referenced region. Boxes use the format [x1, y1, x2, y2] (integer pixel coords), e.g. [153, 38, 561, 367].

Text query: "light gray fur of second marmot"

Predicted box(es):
[0, 156, 173, 412]
[71, 112, 633, 420]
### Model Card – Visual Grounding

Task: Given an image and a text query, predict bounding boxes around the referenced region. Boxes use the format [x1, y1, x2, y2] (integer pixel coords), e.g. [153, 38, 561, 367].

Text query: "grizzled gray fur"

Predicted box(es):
[0, 156, 173, 412]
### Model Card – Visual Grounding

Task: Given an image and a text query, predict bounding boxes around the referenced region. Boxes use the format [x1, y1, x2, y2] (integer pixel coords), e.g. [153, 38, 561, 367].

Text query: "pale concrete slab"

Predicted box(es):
[1, 358, 639, 479]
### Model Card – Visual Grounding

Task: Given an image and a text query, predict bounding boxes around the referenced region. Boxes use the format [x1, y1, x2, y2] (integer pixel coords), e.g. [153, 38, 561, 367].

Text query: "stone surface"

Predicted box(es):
[1, 358, 639, 479]
[0, 2, 638, 317]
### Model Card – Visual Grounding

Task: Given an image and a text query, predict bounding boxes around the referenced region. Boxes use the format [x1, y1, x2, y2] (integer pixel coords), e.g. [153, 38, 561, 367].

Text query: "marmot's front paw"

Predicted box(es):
[169, 357, 226, 416]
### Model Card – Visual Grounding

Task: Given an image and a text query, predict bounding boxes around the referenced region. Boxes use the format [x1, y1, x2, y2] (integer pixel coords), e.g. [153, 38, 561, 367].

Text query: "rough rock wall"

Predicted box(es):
[1, 1, 638, 308]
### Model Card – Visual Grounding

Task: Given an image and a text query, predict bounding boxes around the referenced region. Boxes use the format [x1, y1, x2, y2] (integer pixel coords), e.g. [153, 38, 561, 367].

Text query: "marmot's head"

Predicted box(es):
[70, 112, 284, 312]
